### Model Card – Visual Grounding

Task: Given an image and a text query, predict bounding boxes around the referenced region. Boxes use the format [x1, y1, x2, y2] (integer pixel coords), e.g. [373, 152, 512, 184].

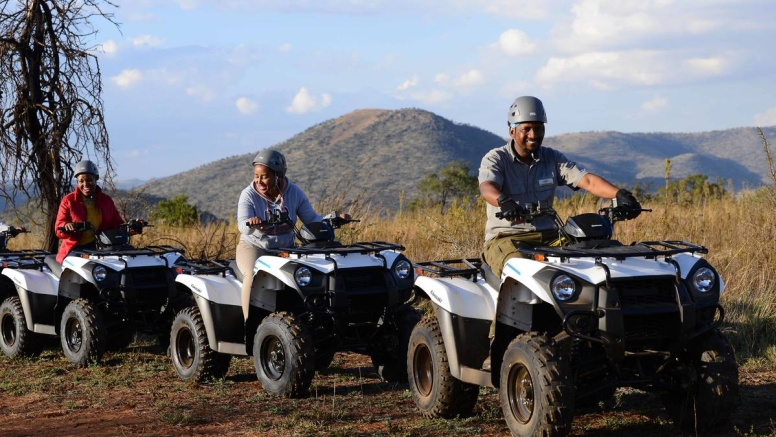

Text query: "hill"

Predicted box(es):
[139, 108, 776, 219]
[140, 108, 505, 219]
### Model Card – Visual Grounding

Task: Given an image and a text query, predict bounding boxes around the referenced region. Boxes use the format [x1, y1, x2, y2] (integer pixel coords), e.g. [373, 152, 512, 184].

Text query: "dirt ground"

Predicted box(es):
[0, 343, 774, 437]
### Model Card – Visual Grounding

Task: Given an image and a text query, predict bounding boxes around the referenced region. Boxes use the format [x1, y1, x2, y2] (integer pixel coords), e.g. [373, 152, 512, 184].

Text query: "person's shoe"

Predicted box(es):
[482, 356, 491, 371]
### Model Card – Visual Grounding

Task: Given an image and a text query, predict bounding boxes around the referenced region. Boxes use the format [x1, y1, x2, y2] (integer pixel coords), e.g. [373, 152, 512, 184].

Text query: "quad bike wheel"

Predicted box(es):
[170, 306, 232, 382]
[407, 317, 480, 418]
[0, 296, 42, 357]
[60, 299, 106, 368]
[253, 311, 314, 398]
[314, 350, 336, 372]
[662, 329, 739, 434]
[371, 306, 421, 382]
[500, 332, 575, 437]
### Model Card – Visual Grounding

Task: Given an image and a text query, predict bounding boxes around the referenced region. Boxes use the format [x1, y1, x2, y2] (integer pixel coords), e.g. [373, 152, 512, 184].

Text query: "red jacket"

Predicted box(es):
[55, 186, 124, 263]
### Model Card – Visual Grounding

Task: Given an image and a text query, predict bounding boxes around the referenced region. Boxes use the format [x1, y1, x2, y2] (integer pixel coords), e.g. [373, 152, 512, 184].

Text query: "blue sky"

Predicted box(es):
[91, 0, 776, 180]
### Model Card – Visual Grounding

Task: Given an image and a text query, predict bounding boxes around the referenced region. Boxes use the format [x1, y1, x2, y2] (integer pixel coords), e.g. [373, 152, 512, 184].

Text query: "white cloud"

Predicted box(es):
[396, 75, 420, 91]
[641, 96, 668, 112]
[754, 107, 776, 127]
[536, 51, 669, 88]
[553, 0, 727, 53]
[186, 85, 217, 102]
[278, 43, 292, 52]
[454, 69, 485, 87]
[321, 93, 332, 108]
[111, 69, 143, 88]
[100, 39, 119, 56]
[434, 73, 449, 85]
[495, 29, 538, 57]
[683, 57, 729, 77]
[236, 97, 259, 115]
[286, 88, 331, 114]
[132, 34, 165, 48]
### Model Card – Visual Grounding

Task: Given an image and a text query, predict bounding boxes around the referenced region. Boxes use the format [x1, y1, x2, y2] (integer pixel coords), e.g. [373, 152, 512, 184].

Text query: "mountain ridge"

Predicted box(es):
[138, 108, 776, 219]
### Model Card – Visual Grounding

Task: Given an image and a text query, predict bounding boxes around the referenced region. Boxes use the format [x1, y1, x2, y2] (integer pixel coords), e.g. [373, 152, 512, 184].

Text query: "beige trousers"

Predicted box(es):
[235, 240, 269, 320]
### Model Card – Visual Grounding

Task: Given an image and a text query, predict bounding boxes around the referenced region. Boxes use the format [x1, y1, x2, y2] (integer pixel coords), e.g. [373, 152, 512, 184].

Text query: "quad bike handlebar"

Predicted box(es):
[0, 225, 29, 238]
[496, 202, 651, 224]
[57, 219, 150, 235]
[245, 210, 359, 230]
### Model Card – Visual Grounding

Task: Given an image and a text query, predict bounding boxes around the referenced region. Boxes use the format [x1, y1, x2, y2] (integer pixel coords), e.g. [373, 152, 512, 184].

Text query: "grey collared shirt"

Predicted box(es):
[479, 141, 588, 242]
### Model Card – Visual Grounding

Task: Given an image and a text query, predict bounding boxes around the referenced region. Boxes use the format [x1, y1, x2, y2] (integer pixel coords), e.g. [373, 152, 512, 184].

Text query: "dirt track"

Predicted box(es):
[1, 344, 774, 437]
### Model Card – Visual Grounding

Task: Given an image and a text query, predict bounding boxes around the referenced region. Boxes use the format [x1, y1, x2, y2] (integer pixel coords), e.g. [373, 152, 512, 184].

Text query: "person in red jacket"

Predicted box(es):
[54, 160, 125, 263]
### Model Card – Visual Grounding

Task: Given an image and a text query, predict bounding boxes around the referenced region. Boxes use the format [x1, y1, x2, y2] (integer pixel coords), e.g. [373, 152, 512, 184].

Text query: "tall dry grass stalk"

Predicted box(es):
[7, 192, 775, 367]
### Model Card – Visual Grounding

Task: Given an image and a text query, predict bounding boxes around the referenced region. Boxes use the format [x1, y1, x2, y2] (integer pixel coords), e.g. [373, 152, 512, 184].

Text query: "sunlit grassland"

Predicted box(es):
[9, 188, 776, 369]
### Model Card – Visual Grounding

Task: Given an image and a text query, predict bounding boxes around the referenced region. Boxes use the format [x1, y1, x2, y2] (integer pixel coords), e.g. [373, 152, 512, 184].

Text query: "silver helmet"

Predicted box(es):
[74, 160, 99, 180]
[507, 96, 547, 126]
[252, 149, 287, 178]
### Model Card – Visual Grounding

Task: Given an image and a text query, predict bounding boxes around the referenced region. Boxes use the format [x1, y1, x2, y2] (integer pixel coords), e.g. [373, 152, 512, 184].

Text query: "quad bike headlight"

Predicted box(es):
[294, 266, 313, 287]
[92, 265, 108, 282]
[692, 267, 716, 293]
[551, 274, 576, 301]
[394, 259, 412, 279]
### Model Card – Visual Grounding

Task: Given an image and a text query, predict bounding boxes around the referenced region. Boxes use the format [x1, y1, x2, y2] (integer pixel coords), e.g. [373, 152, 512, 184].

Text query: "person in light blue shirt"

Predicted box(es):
[235, 149, 323, 320]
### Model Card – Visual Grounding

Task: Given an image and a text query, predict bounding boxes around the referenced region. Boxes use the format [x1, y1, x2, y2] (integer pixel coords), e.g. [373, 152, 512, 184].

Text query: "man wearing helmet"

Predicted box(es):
[54, 160, 127, 263]
[236, 149, 347, 320]
[478, 97, 641, 368]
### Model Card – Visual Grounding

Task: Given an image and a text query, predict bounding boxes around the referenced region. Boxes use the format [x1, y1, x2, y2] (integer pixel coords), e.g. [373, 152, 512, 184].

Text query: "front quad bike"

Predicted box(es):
[0, 225, 51, 358]
[409, 203, 738, 436]
[170, 212, 419, 398]
[3, 220, 185, 367]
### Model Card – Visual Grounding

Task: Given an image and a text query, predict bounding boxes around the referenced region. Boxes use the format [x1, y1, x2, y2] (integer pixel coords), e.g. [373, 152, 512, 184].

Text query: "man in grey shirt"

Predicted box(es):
[477, 96, 641, 369]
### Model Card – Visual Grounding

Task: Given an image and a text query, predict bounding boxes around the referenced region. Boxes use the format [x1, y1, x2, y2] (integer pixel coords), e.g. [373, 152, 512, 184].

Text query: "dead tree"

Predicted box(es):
[0, 0, 117, 252]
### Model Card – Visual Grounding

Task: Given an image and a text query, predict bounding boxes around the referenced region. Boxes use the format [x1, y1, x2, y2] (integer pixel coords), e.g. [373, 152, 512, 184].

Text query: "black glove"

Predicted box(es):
[497, 194, 524, 220]
[616, 189, 641, 219]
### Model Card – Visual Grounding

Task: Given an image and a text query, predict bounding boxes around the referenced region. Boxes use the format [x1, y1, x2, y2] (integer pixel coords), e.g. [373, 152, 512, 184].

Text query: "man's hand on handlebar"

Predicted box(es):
[497, 194, 525, 221]
[615, 189, 642, 220]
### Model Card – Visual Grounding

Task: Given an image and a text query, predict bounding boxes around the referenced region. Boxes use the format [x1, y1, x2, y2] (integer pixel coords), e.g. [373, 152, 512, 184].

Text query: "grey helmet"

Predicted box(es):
[74, 160, 99, 180]
[252, 149, 287, 178]
[507, 96, 547, 126]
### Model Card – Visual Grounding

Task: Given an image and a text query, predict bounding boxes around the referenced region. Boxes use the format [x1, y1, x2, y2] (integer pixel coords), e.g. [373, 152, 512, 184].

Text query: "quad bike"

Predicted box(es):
[408, 202, 738, 436]
[169, 211, 420, 397]
[0, 225, 50, 358]
[1, 220, 186, 366]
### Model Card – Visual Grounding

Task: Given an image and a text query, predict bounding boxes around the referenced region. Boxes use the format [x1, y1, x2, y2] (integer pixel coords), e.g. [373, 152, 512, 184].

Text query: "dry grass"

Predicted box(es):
[7, 189, 776, 368]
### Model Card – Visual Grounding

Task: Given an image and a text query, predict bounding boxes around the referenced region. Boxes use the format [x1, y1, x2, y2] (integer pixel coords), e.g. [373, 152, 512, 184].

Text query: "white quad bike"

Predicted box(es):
[408, 203, 738, 436]
[0, 225, 51, 357]
[169, 211, 420, 397]
[1, 220, 186, 367]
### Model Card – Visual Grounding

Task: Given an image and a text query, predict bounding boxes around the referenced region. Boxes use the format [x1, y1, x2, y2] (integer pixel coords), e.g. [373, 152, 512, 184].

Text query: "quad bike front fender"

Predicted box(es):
[2, 268, 58, 334]
[414, 275, 496, 320]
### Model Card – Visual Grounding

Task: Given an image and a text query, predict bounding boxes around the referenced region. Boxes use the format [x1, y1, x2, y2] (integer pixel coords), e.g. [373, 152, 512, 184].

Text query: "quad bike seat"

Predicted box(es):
[44, 255, 62, 278]
[229, 260, 243, 282]
[479, 258, 501, 291]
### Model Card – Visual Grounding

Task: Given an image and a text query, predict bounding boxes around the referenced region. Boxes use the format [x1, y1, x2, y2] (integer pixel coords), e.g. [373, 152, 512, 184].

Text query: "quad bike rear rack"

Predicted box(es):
[79, 245, 184, 259]
[413, 258, 482, 280]
[174, 259, 234, 277]
[517, 240, 707, 261]
[267, 241, 405, 257]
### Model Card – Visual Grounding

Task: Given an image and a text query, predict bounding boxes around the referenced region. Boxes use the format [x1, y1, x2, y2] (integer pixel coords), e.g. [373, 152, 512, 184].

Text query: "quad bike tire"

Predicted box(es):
[371, 306, 421, 382]
[0, 296, 42, 358]
[253, 311, 315, 398]
[170, 306, 232, 382]
[661, 329, 739, 434]
[407, 317, 479, 418]
[105, 325, 135, 352]
[60, 299, 107, 368]
[500, 332, 575, 437]
[314, 350, 336, 372]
